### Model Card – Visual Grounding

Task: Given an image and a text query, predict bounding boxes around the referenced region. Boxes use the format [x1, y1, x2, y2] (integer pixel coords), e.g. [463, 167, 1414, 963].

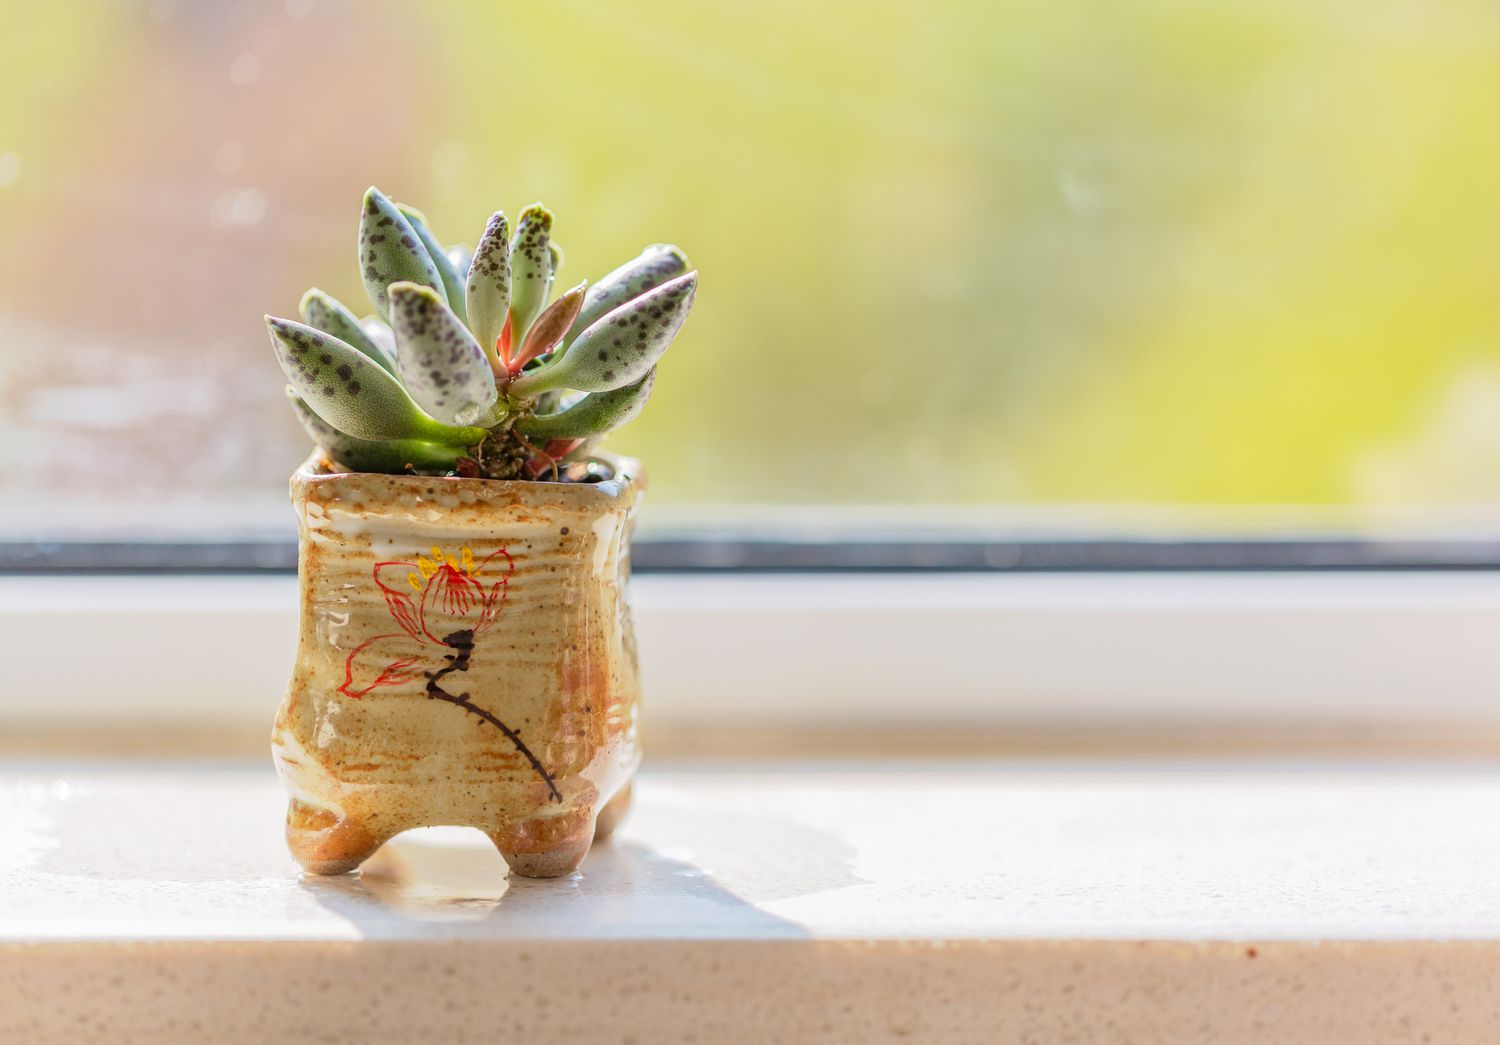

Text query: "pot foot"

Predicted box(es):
[593, 782, 633, 842]
[285, 798, 384, 876]
[490, 806, 597, 879]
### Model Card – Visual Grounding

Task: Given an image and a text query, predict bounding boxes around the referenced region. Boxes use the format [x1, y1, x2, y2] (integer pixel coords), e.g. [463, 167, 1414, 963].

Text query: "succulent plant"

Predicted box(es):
[268, 187, 697, 480]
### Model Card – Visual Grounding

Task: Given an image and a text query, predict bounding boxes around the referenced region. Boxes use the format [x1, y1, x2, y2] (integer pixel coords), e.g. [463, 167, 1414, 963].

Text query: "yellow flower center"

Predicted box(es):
[407, 545, 479, 592]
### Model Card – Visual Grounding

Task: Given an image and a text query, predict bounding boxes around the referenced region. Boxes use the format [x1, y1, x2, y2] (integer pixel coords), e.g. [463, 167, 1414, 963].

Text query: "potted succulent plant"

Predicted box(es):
[266, 187, 696, 878]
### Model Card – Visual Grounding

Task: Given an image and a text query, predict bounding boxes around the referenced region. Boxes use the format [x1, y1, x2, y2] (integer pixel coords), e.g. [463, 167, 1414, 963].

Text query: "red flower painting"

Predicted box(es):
[340, 545, 514, 699]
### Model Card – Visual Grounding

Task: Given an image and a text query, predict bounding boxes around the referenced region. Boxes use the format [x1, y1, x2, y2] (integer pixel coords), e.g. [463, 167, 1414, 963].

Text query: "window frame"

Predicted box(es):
[6, 535, 1500, 572]
[6, 564, 1500, 739]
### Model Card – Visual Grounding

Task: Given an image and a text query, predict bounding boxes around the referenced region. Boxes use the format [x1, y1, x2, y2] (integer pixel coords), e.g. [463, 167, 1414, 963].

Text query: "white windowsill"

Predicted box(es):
[3, 759, 1499, 1041]
[7, 571, 1499, 1037]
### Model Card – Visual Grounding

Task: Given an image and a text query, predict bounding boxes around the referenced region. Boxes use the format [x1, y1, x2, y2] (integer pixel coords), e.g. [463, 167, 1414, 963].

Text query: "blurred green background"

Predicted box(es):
[1, 0, 1498, 521]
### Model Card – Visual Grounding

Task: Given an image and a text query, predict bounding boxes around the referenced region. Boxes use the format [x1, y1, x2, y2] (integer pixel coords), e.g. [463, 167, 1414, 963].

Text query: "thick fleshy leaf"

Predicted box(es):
[565, 245, 689, 346]
[359, 186, 444, 321]
[509, 281, 586, 372]
[523, 437, 586, 479]
[389, 282, 499, 426]
[465, 211, 510, 371]
[360, 315, 396, 360]
[532, 389, 565, 414]
[548, 240, 564, 276]
[267, 315, 484, 445]
[289, 394, 462, 474]
[510, 272, 697, 396]
[447, 244, 473, 279]
[507, 203, 554, 350]
[299, 288, 396, 374]
[517, 370, 656, 439]
[397, 203, 468, 324]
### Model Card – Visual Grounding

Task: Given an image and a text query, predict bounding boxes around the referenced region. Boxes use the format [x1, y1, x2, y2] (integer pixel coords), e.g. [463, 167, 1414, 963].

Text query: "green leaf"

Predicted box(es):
[516, 370, 656, 440]
[299, 288, 397, 375]
[359, 186, 444, 322]
[565, 244, 689, 346]
[508, 203, 554, 350]
[447, 243, 473, 278]
[510, 271, 697, 396]
[359, 315, 396, 360]
[465, 211, 510, 372]
[266, 315, 485, 445]
[289, 393, 462, 474]
[397, 203, 468, 325]
[389, 282, 499, 427]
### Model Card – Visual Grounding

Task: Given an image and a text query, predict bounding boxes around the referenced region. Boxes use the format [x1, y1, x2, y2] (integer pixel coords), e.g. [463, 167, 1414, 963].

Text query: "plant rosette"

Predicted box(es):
[266, 189, 693, 878]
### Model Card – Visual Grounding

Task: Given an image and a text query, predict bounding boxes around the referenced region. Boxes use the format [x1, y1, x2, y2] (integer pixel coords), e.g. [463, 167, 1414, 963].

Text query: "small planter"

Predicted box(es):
[271, 452, 643, 878]
[263, 186, 695, 880]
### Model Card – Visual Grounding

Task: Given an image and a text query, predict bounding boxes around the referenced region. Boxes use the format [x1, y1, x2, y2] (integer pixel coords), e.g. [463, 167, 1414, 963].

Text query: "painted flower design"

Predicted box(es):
[340, 545, 514, 698]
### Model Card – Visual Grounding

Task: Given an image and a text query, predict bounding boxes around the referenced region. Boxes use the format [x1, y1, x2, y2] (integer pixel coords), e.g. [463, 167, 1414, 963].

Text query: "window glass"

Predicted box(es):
[2, 0, 1498, 537]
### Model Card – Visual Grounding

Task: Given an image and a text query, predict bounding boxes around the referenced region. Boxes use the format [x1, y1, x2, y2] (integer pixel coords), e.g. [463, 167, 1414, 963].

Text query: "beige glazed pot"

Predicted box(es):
[271, 453, 642, 878]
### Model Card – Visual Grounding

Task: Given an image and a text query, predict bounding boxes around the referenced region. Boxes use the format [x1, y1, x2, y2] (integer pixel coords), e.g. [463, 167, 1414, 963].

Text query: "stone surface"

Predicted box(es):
[3, 761, 1500, 1041]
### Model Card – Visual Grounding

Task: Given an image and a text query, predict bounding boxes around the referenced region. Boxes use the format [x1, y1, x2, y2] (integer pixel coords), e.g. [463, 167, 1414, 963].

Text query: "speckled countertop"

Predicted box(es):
[3, 761, 1500, 1042]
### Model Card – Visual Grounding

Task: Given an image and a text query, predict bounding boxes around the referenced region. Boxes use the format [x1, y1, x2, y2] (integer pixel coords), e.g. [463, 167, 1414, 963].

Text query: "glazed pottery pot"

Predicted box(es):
[272, 452, 642, 878]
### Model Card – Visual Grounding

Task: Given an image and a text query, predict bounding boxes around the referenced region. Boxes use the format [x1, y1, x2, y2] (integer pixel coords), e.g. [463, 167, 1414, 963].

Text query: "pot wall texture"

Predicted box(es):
[272, 454, 642, 878]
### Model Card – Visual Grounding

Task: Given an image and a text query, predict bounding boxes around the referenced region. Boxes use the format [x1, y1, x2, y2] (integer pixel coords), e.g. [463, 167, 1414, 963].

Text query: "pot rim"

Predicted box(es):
[292, 450, 643, 508]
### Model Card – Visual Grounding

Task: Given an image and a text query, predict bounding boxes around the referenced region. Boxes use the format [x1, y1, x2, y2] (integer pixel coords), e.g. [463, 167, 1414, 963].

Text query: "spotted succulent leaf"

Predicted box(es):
[299, 288, 396, 374]
[359, 316, 398, 367]
[266, 316, 484, 445]
[510, 271, 697, 396]
[274, 187, 696, 477]
[447, 244, 473, 279]
[289, 393, 462, 474]
[565, 245, 689, 346]
[510, 281, 587, 373]
[397, 203, 468, 324]
[516, 370, 656, 440]
[508, 203, 554, 350]
[388, 282, 499, 426]
[359, 187, 445, 322]
[465, 212, 510, 372]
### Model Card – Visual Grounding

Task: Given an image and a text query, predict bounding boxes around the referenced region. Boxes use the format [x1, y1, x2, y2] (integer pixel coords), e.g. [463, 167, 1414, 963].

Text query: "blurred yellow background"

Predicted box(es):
[1, 0, 1498, 518]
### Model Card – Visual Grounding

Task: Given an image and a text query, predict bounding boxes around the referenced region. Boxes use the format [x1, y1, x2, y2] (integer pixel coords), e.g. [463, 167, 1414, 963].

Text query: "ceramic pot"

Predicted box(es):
[271, 452, 642, 878]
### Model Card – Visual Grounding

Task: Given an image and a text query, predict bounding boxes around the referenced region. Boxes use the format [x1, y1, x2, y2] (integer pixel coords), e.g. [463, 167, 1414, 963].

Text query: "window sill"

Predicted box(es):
[3, 759, 1497, 1041]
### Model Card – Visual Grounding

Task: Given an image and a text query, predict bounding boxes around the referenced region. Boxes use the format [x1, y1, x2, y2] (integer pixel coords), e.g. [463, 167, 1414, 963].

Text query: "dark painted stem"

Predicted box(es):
[426, 629, 562, 803]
